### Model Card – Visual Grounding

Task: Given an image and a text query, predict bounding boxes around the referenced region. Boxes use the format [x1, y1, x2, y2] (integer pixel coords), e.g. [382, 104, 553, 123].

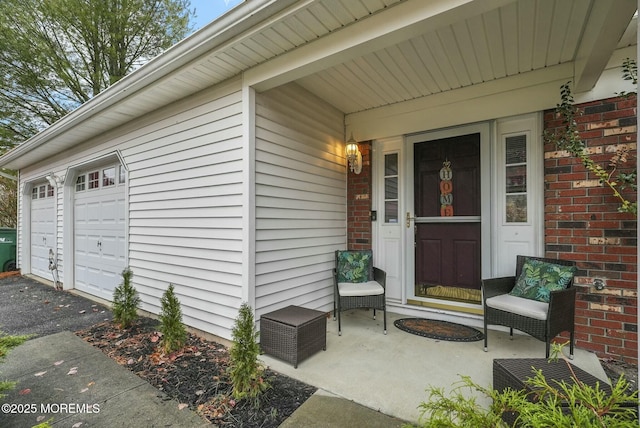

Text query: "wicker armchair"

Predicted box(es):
[482, 255, 577, 358]
[333, 250, 387, 335]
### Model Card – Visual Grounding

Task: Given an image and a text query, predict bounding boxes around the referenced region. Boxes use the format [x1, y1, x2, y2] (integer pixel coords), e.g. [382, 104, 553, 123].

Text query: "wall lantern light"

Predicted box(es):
[345, 132, 362, 174]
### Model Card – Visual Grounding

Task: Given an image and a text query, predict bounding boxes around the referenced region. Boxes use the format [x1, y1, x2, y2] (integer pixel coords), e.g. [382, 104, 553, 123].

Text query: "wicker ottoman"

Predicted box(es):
[260, 305, 327, 368]
[493, 358, 636, 424]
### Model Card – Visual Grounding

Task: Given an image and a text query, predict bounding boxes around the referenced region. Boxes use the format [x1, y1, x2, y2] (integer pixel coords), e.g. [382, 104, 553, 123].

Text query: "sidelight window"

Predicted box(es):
[384, 153, 399, 223]
[505, 134, 527, 222]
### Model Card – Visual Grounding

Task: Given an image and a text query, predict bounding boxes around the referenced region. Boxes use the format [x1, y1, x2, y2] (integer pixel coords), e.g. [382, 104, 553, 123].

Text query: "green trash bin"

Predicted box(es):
[0, 228, 17, 272]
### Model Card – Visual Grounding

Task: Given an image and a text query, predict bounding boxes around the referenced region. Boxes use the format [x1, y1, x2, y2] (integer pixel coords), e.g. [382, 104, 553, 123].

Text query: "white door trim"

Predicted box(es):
[372, 136, 405, 304]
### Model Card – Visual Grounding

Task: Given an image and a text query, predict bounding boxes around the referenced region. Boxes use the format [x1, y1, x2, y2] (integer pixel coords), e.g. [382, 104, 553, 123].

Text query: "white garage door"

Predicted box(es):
[31, 183, 56, 280]
[74, 164, 126, 300]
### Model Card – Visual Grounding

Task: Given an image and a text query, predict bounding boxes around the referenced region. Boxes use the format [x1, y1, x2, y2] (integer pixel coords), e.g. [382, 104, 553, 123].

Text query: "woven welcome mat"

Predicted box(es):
[394, 318, 484, 342]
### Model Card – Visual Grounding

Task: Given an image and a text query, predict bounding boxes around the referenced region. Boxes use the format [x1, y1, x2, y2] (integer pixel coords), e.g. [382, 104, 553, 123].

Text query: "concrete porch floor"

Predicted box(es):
[259, 309, 608, 425]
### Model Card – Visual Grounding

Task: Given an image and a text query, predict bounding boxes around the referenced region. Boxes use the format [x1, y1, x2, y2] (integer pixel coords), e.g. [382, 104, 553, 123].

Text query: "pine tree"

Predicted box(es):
[229, 302, 268, 401]
[159, 284, 187, 353]
[112, 267, 140, 329]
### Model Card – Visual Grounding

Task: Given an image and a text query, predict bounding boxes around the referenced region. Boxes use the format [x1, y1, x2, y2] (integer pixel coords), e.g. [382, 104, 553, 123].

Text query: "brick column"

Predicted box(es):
[544, 95, 638, 364]
[347, 141, 372, 250]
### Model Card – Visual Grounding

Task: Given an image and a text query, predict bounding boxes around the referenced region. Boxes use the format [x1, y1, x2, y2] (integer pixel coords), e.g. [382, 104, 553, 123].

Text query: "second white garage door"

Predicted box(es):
[74, 164, 126, 300]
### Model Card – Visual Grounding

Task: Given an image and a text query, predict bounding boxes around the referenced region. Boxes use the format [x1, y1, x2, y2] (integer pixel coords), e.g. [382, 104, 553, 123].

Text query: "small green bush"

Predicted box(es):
[408, 344, 639, 428]
[112, 268, 140, 329]
[228, 302, 268, 402]
[0, 330, 31, 399]
[159, 284, 187, 353]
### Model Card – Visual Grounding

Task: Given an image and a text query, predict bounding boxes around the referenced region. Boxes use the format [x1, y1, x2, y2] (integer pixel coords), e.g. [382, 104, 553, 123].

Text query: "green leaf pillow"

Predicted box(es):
[337, 251, 372, 283]
[509, 259, 576, 303]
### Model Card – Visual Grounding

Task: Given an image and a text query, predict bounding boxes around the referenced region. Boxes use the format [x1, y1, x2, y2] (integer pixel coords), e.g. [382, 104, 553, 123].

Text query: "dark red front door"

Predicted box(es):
[414, 133, 481, 290]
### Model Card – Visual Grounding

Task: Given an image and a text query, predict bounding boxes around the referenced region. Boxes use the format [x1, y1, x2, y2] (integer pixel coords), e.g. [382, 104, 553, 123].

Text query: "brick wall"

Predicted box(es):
[347, 142, 372, 250]
[544, 95, 638, 364]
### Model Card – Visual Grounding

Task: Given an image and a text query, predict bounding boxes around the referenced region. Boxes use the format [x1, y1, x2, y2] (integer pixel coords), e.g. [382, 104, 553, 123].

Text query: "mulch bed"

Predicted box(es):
[75, 317, 317, 427]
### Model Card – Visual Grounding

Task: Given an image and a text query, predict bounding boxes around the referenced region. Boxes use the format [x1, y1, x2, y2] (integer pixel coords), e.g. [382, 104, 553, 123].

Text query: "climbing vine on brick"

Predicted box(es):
[544, 59, 637, 216]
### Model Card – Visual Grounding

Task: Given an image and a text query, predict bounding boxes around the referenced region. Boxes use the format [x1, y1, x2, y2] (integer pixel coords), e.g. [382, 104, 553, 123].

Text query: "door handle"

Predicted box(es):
[406, 212, 415, 228]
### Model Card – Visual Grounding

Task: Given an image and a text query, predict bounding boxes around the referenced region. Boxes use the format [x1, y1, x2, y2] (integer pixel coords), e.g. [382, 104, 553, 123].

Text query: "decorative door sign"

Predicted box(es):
[439, 160, 453, 216]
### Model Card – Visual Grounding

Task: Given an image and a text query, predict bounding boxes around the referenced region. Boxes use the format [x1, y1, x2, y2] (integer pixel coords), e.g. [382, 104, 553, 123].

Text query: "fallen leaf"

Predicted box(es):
[18, 388, 31, 395]
[150, 335, 159, 343]
[43, 300, 50, 304]
[178, 403, 188, 410]
[67, 367, 78, 375]
[72, 422, 83, 428]
[80, 388, 89, 393]
[195, 390, 204, 396]
[35, 371, 47, 377]
[36, 416, 45, 422]
[78, 310, 86, 314]
[87, 381, 95, 387]
[54, 360, 64, 366]
[127, 358, 134, 365]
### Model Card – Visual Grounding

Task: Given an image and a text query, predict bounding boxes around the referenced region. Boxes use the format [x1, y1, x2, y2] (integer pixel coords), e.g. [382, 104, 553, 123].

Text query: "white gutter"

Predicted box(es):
[0, 0, 298, 168]
[0, 171, 17, 181]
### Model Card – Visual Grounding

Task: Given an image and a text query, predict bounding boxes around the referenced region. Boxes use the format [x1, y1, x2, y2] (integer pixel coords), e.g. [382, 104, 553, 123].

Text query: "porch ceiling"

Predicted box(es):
[293, 0, 637, 114]
[0, 0, 636, 170]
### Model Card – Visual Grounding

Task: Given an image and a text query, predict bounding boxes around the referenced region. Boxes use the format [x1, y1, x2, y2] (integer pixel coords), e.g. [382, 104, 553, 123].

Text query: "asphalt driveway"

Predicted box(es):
[0, 275, 209, 427]
[0, 275, 113, 338]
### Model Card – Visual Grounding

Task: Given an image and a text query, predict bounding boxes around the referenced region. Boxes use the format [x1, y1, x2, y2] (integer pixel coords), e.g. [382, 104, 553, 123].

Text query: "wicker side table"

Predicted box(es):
[493, 358, 636, 424]
[260, 305, 327, 368]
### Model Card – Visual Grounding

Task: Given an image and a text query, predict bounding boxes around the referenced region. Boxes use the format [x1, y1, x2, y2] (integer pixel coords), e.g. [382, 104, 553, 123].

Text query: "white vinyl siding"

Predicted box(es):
[254, 83, 346, 317]
[123, 82, 245, 338]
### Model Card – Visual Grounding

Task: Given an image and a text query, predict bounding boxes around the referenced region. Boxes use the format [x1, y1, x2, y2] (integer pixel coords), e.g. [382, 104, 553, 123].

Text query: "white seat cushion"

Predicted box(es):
[338, 281, 384, 297]
[485, 294, 548, 321]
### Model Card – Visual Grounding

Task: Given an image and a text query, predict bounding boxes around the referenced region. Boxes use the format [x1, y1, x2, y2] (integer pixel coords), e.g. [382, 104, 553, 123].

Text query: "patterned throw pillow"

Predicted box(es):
[509, 259, 576, 303]
[337, 251, 372, 283]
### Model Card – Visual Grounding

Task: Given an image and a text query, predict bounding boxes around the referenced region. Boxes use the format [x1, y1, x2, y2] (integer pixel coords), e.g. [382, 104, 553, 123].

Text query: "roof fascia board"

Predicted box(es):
[245, 0, 516, 92]
[573, 0, 637, 93]
[0, 0, 298, 169]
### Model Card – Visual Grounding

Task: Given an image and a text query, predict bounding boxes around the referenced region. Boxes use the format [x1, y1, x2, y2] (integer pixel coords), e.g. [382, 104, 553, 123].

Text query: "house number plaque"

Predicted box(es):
[439, 160, 453, 216]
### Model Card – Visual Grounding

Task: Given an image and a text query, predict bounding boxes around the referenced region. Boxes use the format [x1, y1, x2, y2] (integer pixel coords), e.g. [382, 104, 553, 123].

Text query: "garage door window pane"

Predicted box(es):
[32, 187, 38, 199]
[119, 165, 126, 184]
[76, 175, 86, 191]
[103, 167, 115, 187]
[39, 185, 46, 198]
[47, 185, 54, 197]
[89, 171, 99, 189]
